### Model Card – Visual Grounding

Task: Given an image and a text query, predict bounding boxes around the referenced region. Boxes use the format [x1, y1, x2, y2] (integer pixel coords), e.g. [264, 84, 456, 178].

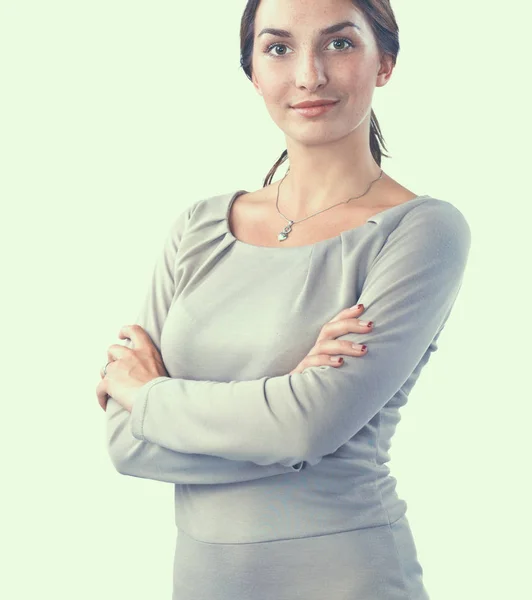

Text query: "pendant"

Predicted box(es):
[278, 221, 294, 242]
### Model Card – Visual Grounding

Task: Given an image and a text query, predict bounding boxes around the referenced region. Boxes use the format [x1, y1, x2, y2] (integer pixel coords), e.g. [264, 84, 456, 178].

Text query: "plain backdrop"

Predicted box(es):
[1, 1, 530, 599]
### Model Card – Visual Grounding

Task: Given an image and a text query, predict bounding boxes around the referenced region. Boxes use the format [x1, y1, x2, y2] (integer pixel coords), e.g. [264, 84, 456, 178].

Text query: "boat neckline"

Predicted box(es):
[223, 189, 431, 251]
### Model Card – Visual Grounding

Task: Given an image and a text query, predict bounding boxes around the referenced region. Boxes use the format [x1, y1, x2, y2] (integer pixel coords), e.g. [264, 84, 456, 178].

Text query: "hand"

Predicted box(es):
[289, 303, 373, 375]
[96, 325, 169, 412]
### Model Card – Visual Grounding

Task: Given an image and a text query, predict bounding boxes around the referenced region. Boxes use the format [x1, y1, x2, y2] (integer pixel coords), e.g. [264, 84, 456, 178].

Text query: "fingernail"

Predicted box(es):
[350, 303, 363, 310]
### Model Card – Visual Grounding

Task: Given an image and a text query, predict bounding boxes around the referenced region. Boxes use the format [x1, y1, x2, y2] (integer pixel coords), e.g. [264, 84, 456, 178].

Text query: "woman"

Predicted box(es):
[98, 1, 471, 598]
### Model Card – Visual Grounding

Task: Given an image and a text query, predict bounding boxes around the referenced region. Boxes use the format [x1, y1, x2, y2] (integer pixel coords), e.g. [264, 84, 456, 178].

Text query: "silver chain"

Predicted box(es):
[275, 167, 384, 242]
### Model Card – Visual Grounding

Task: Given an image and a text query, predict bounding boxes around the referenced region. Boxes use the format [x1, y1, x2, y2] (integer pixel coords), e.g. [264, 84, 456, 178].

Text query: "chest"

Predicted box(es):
[228, 192, 387, 248]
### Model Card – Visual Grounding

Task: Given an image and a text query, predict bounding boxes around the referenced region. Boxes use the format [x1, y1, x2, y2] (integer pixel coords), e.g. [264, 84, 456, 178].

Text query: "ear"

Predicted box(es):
[375, 53, 395, 88]
[251, 70, 263, 96]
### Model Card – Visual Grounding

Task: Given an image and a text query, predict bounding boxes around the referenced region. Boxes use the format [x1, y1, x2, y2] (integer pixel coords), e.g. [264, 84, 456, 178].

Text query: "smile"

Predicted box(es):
[291, 102, 339, 118]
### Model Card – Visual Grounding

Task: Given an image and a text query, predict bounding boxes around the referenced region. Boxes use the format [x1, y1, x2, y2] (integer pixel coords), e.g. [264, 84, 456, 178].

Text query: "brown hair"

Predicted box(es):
[239, 0, 400, 187]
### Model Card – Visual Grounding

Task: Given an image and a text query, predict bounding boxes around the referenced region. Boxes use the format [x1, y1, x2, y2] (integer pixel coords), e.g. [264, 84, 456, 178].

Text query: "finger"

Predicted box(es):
[107, 344, 129, 361]
[316, 314, 372, 346]
[298, 354, 345, 372]
[96, 379, 109, 411]
[315, 318, 354, 345]
[100, 361, 113, 379]
[100, 356, 112, 378]
[118, 324, 153, 349]
[308, 339, 367, 358]
[99, 395, 109, 411]
[329, 303, 364, 324]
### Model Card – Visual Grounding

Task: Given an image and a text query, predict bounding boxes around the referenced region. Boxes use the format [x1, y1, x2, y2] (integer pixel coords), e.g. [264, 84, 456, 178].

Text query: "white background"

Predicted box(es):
[1, 1, 530, 598]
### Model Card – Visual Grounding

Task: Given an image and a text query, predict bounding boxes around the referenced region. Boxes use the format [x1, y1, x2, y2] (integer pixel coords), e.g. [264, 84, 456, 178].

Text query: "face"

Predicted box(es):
[251, 0, 394, 146]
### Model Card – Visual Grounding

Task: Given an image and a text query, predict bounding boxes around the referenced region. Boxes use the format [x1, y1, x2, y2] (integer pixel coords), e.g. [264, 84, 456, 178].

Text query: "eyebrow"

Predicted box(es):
[258, 20, 361, 39]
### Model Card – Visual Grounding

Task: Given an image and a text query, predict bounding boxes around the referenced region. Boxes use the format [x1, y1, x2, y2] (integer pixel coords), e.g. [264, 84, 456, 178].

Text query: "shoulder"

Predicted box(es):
[228, 184, 273, 207]
[385, 196, 472, 269]
[165, 196, 212, 242]
[376, 177, 470, 240]
[404, 196, 471, 242]
[172, 192, 230, 225]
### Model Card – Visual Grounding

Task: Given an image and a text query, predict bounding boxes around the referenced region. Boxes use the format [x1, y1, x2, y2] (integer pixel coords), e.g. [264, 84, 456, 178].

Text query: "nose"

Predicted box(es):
[294, 50, 328, 91]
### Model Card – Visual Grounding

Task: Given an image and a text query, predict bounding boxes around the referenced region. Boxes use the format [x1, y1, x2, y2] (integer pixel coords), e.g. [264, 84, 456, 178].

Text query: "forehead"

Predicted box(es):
[255, 0, 367, 30]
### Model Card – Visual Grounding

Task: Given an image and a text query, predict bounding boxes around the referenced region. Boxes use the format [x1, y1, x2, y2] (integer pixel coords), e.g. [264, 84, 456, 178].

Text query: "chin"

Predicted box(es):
[285, 125, 348, 145]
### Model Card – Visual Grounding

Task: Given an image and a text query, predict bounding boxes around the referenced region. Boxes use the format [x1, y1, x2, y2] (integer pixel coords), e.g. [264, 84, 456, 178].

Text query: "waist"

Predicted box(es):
[173, 468, 407, 544]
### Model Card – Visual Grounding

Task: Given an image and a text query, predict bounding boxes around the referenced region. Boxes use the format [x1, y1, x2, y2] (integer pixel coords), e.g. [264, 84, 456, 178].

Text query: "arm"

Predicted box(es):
[106, 201, 304, 483]
[129, 201, 472, 467]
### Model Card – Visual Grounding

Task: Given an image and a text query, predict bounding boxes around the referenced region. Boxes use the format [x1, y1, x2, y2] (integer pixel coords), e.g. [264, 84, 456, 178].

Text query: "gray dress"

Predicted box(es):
[106, 188, 471, 599]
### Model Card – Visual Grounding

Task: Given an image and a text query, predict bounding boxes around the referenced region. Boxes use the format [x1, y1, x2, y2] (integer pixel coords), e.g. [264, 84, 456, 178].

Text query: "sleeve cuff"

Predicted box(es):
[130, 376, 171, 440]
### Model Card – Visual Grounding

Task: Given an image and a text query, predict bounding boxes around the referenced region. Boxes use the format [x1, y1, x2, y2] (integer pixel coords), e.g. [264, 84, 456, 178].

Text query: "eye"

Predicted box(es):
[264, 37, 355, 58]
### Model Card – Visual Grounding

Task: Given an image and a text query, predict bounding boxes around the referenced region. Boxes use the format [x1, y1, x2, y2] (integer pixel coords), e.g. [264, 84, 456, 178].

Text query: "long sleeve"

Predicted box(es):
[129, 201, 471, 467]
[105, 201, 304, 483]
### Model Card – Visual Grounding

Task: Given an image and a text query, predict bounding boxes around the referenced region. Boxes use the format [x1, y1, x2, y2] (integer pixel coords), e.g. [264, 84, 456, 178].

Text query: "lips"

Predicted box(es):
[291, 100, 338, 109]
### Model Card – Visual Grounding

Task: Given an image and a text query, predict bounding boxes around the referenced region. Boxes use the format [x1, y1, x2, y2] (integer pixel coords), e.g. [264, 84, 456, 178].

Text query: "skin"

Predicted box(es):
[98, 309, 371, 412]
[96, 325, 169, 412]
[251, 0, 396, 218]
[97, 0, 390, 411]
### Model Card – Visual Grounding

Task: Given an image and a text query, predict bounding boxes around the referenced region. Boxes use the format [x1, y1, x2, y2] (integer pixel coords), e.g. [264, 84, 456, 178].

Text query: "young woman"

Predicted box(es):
[98, 1, 471, 598]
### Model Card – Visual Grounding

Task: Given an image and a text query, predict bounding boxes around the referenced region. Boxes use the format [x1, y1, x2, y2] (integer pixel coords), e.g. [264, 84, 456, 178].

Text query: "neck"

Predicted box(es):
[277, 162, 384, 220]
[277, 129, 385, 219]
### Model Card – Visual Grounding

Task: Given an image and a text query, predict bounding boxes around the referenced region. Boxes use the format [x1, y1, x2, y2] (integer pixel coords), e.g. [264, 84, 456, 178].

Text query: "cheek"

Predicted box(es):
[336, 54, 376, 85]
[337, 63, 369, 88]
[260, 83, 292, 111]
[253, 68, 278, 94]
[257, 68, 287, 96]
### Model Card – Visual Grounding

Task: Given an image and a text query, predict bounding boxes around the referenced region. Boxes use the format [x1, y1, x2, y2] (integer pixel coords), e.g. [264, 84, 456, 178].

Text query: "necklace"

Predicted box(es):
[275, 168, 384, 242]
